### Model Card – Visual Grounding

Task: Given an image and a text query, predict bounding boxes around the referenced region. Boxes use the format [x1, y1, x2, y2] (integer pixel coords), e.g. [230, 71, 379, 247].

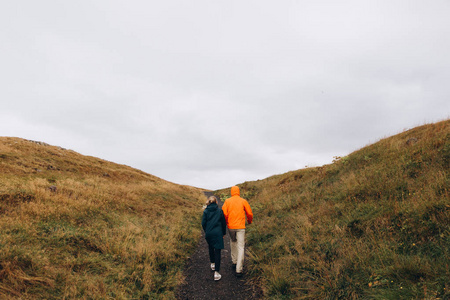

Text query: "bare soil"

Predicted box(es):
[176, 192, 262, 300]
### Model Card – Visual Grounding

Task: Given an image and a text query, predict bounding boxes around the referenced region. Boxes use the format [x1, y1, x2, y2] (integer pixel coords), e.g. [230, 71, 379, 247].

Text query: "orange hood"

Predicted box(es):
[231, 186, 240, 197]
[222, 185, 253, 229]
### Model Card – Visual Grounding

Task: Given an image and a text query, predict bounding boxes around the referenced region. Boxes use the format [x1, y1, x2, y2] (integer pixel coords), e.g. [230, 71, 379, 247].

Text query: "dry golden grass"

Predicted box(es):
[217, 119, 449, 299]
[0, 137, 205, 299]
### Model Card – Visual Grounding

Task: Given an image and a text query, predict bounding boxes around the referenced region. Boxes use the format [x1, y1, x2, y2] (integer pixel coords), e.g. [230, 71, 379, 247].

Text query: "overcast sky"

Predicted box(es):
[1, 1, 449, 190]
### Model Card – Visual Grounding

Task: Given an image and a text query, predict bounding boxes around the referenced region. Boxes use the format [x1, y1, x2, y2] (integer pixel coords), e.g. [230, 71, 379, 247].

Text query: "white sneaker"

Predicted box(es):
[210, 263, 215, 271]
[214, 271, 221, 281]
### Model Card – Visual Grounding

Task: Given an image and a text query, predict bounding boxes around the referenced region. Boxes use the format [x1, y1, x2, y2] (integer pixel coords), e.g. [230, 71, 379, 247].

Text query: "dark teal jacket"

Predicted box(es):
[202, 203, 226, 249]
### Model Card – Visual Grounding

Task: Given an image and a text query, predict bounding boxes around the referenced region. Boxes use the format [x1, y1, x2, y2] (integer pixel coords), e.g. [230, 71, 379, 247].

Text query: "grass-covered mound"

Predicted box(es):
[217, 120, 449, 299]
[0, 137, 204, 299]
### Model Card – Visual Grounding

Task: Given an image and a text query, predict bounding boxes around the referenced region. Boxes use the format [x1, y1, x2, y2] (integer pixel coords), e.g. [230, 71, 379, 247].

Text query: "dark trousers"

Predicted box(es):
[208, 243, 221, 272]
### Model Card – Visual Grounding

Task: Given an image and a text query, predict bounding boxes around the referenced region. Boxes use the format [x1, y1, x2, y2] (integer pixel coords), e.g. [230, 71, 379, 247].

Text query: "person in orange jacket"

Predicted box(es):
[222, 185, 253, 277]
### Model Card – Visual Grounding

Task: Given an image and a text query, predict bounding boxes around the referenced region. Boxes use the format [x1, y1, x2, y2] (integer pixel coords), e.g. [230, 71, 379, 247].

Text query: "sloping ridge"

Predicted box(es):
[0, 137, 205, 299]
[1, 119, 449, 299]
[216, 119, 449, 299]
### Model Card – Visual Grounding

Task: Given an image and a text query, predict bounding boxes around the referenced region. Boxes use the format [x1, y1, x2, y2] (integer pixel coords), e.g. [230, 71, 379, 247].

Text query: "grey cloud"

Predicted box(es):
[1, 0, 449, 190]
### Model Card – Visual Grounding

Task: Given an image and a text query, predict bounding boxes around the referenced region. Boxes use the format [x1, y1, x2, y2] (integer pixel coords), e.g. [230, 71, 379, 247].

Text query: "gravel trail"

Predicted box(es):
[176, 192, 262, 300]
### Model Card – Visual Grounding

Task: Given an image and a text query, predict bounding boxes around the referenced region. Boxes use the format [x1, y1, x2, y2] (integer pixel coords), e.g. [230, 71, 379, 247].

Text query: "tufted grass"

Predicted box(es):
[0, 137, 205, 299]
[217, 119, 449, 299]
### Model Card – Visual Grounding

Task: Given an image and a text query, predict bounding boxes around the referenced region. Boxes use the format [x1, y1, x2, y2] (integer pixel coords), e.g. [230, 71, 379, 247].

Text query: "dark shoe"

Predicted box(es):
[232, 263, 236, 270]
[236, 272, 243, 278]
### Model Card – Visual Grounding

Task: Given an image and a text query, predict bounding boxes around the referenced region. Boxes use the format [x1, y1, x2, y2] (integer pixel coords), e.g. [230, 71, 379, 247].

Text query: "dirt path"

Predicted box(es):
[176, 192, 262, 300]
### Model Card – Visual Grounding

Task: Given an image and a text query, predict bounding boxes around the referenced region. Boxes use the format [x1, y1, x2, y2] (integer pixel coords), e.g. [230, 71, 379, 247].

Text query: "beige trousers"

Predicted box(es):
[229, 229, 246, 273]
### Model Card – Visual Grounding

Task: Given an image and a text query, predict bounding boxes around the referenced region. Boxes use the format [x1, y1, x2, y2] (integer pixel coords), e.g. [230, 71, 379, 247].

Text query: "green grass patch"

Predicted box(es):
[216, 120, 450, 299]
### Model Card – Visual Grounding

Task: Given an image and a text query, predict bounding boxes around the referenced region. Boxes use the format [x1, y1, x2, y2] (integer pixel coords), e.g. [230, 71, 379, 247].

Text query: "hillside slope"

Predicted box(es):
[0, 137, 205, 299]
[217, 120, 449, 299]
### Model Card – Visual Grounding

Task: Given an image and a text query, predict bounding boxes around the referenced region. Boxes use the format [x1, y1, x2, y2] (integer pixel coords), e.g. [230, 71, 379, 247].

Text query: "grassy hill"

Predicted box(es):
[216, 120, 449, 299]
[0, 137, 205, 299]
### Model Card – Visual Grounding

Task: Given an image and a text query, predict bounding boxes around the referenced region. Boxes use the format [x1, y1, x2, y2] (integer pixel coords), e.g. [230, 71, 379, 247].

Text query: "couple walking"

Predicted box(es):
[201, 186, 253, 281]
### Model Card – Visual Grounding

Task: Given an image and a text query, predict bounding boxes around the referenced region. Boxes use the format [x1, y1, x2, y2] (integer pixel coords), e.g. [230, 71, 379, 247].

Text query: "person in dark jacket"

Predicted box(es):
[202, 196, 227, 281]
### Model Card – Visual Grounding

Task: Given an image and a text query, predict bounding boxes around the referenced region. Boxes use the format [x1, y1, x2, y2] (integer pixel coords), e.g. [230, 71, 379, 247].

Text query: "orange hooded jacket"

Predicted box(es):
[222, 186, 253, 229]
